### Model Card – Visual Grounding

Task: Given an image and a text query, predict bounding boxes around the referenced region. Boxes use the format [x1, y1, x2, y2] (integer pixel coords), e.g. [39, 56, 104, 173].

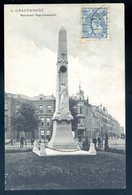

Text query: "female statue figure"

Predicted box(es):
[59, 82, 69, 112]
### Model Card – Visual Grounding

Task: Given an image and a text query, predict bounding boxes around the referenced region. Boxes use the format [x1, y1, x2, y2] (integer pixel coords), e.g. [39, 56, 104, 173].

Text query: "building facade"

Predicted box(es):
[5, 91, 123, 142]
[32, 94, 55, 142]
[5, 93, 31, 140]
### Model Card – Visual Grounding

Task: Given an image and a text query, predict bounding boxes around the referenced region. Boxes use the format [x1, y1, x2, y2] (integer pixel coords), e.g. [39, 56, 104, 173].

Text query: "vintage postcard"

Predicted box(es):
[4, 4, 125, 190]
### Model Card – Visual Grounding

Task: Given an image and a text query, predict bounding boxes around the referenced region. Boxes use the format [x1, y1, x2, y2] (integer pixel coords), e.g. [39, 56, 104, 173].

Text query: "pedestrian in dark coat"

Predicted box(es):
[31, 138, 34, 146]
[104, 133, 109, 151]
[25, 139, 27, 149]
[20, 135, 24, 149]
[97, 137, 101, 149]
[93, 137, 97, 150]
[10, 136, 13, 146]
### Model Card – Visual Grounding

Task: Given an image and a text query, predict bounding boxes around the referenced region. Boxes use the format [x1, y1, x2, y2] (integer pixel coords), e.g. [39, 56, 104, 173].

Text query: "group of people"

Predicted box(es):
[11, 133, 109, 151]
[82, 133, 109, 151]
[93, 133, 109, 151]
[92, 137, 102, 150]
[82, 137, 103, 151]
[19, 135, 34, 149]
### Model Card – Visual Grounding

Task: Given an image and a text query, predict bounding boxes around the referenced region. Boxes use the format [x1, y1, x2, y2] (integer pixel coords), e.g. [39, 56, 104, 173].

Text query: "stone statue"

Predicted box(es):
[59, 82, 69, 112]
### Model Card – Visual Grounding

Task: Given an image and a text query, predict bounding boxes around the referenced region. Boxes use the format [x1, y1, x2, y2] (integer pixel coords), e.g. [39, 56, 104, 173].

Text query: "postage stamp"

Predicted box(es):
[81, 5, 110, 39]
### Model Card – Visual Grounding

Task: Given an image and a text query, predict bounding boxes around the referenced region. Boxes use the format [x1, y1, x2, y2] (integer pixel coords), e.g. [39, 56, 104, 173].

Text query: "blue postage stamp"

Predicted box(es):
[81, 6, 109, 39]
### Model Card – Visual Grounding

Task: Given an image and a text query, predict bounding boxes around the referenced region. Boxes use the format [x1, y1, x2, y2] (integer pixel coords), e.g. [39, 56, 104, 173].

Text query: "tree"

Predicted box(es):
[11, 102, 40, 139]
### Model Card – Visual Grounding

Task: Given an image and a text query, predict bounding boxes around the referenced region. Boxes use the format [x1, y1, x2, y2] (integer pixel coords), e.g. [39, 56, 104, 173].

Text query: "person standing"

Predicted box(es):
[97, 137, 101, 150]
[93, 137, 97, 150]
[20, 135, 24, 149]
[104, 132, 109, 151]
[31, 138, 34, 146]
[10, 136, 13, 146]
[25, 139, 27, 149]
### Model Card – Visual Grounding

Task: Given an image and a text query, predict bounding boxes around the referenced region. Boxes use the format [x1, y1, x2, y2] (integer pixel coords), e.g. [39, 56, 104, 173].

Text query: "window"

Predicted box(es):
[47, 105, 52, 112]
[40, 130, 44, 136]
[47, 130, 50, 135]
[39, 105, 43, 112]
[46, 118, 51, 127]
[78, 118, 84, 127]
[40, 117, 45, 127]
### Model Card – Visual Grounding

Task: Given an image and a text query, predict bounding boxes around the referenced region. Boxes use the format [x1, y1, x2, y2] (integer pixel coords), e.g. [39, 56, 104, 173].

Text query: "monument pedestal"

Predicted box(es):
[48, 113, 80, 151]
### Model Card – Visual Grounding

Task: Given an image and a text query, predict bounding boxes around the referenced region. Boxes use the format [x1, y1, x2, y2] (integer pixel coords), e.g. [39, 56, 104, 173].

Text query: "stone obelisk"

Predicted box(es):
[48, 27, 79, 151]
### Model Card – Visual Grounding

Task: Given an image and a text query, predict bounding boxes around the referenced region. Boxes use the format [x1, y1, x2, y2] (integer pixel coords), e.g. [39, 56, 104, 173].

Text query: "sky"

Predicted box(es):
[4, 4, 125, 127]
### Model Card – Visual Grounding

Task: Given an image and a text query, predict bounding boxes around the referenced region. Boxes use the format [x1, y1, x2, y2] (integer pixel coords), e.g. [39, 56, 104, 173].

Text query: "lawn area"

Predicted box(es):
[5, 151, 126, 190]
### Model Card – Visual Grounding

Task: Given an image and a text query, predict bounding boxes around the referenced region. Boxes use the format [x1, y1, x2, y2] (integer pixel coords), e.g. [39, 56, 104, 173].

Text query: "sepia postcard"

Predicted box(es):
[4, 4, 125, 190]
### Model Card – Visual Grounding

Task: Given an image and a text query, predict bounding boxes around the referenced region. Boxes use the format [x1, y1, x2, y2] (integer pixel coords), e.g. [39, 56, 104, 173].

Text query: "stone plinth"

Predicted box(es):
[48, 120, 80, 151]
[40, 143, 46, 156]
[33, 142, 46, 156]
[32, 140, 97, 156]
[45, 148, 91, 156]
[88, 143, 97, 155]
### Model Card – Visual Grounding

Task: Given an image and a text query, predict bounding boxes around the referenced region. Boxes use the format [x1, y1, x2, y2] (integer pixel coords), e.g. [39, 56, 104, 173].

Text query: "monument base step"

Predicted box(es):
[33, 147, 97, 156]
[47, 143, 80, 151]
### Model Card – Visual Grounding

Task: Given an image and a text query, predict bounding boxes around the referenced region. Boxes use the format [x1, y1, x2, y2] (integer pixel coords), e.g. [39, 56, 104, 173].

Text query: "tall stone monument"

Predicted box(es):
[48, 27, 80, 151]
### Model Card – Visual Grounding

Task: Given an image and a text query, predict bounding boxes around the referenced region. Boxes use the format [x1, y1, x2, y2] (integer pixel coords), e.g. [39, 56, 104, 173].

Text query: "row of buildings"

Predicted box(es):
[5, 87, 124, 142]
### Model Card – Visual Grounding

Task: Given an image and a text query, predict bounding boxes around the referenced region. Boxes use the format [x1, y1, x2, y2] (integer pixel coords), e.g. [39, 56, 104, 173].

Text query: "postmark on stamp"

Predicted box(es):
[81, 5, 109, 39]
